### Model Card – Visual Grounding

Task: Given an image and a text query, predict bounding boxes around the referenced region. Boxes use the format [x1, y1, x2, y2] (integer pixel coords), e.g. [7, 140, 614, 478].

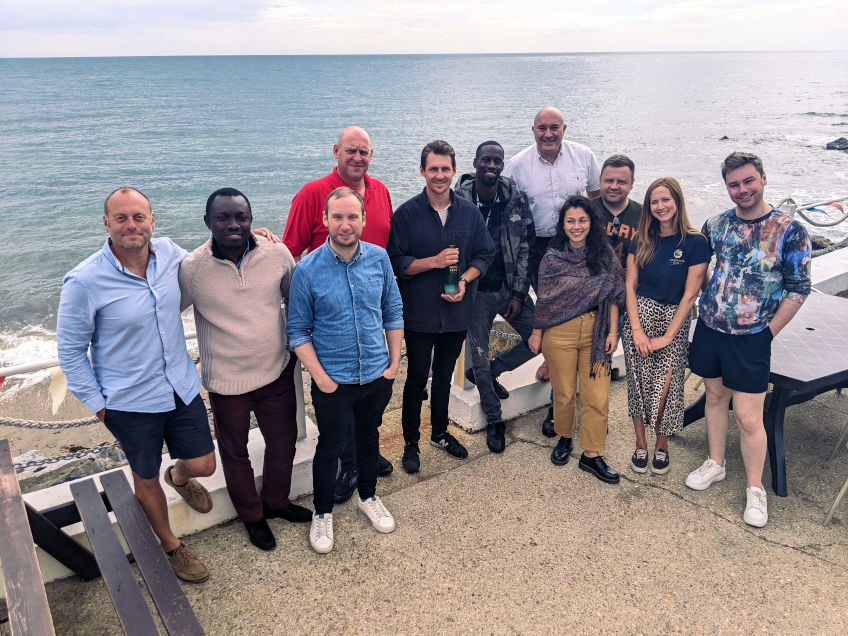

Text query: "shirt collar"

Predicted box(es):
[103, 237, 156, 274]
[323, 237, 362, 264]
[211, 234, 256, 266]
[534, 143, 563, 165]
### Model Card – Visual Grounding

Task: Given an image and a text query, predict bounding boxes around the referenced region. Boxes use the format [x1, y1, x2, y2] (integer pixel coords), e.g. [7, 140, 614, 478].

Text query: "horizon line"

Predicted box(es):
[3, 49, 847, 61]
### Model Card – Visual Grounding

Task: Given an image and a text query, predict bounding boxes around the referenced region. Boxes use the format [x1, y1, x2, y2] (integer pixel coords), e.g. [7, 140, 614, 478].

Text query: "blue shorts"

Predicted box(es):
[689, 319, 773, 394]
[103, 392, 214, 479]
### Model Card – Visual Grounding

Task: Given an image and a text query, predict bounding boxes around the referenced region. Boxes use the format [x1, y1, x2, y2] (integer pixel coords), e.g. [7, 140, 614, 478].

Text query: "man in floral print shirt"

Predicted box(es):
[685, 152, 811, 529]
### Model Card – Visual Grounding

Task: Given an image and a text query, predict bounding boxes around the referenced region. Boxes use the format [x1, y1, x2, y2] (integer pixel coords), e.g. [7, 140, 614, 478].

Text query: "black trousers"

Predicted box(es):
[311, 376, 393, 514]
[401, 329, 466, 444]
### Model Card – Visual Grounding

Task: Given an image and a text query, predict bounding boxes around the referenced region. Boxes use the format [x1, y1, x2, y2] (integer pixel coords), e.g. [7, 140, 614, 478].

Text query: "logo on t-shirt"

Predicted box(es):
[669, 248, 686, 266]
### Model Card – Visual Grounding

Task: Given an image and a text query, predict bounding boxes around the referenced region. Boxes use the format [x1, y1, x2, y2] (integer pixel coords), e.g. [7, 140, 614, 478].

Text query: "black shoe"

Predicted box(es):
[541, 407, 556, 438]
[651, 449, 670, 475]
[377, 454, 394, 477]
[430, 432, 468, 459]
[551, 436, 573, 465]
[466, 367, 509, 400]
[579, 454, 620, 484]
[487, 421, 506, 453]
[333, 468, 358, 504]
[244, 518, 276, 551]
[263, 502, 313, 523]
[402, 443, 420, 474]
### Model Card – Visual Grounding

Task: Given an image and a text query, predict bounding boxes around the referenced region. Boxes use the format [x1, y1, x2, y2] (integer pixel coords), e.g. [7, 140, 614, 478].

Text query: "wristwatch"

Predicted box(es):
[459, 276, 469, 285]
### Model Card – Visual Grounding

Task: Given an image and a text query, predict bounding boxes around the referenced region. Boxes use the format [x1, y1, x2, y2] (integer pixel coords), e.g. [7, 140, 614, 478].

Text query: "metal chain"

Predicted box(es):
[14, 442, 123, 473]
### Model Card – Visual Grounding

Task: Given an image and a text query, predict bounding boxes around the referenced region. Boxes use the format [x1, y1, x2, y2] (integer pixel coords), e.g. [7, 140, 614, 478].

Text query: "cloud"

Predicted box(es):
[0, 0, 846, 56]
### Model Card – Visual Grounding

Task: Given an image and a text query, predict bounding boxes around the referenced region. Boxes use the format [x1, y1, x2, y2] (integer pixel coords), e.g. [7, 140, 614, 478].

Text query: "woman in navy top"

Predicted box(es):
[621, 177, 709, 475]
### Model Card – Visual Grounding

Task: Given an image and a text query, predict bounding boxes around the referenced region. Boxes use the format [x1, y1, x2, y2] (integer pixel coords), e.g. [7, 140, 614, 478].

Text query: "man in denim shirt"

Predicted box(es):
[288, 187, 404, 554]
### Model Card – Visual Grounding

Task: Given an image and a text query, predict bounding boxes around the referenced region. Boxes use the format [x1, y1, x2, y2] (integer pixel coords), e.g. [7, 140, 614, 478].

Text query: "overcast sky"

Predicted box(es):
[2, 1, 846, 57]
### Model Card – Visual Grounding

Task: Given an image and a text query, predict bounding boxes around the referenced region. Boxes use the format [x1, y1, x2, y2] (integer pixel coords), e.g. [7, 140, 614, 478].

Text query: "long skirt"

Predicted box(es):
[621, 295, 690, 437]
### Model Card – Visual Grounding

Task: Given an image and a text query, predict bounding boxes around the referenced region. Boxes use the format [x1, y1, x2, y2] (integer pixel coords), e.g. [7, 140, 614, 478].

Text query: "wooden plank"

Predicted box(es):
[70, 478, 158, 636]
[26, 503, 100, 580]
[0, 439, 56, 636]
[101, 471, 204, 636]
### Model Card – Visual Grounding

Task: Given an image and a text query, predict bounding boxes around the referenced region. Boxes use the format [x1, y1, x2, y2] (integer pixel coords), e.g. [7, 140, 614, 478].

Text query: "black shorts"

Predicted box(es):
[103, 392, 214, 479]
[689, 319, 773, 394]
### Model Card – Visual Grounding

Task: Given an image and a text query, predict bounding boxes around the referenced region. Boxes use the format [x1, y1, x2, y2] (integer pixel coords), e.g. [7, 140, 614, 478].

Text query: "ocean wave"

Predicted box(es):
[804, 112, 848, 117]
[0, 326, 58, 398]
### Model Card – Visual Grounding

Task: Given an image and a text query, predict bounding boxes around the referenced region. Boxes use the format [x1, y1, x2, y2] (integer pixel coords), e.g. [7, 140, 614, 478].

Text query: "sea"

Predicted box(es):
[1, 52, 847, 392]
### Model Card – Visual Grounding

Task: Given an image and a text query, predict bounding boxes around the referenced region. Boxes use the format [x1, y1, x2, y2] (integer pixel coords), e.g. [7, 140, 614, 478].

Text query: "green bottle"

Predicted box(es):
[443, 244, 459, 295]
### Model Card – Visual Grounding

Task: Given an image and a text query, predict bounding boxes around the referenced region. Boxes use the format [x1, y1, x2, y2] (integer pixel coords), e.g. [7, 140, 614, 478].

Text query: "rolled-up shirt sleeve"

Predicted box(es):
[782, 221, 812, 301]
[57, 275, 105, 414]
[380, 253, 405, 330]
[286, 266, 314, 349]
[387, 209, 416, 279]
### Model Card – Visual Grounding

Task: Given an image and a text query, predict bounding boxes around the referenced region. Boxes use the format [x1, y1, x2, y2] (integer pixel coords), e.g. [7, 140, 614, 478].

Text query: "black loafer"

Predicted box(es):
[377, 454, 394, 477]
[244, 518, 276, 551]
[263, 502, 313, 523]
[551, 436, 573, 465]
[486, 421, 506, 453]
[578, 454, 620, 484]
[541, 407, 556, 438]
[492, 378, 510, 400]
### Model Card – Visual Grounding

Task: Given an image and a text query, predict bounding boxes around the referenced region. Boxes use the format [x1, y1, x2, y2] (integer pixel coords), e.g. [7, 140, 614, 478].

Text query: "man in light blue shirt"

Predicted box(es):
[288, 186, 403, 554]
[57, 187, 216, 583]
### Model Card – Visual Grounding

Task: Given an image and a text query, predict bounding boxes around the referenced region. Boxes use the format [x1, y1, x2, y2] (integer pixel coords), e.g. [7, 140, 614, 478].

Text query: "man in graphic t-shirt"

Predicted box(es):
[685, 152, 811, 529]
[591, 154, 642, 273]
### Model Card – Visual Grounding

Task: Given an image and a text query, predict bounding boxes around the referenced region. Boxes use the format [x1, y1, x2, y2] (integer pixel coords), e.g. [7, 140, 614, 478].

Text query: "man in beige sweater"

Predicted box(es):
[179, 187, 312, 551]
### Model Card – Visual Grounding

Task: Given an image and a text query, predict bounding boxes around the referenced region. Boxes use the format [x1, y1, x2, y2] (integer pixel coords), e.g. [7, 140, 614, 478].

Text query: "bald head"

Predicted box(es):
[334, 126, 373, 188]
[532, 106, 566, 162]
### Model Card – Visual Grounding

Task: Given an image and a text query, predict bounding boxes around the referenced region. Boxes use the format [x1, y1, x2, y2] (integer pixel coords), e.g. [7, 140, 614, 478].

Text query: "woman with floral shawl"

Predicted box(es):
[529, 196, 625, 484]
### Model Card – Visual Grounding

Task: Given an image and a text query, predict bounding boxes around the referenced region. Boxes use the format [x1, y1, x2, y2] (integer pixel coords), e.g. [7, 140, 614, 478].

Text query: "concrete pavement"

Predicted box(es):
[41, 377, 848, 634]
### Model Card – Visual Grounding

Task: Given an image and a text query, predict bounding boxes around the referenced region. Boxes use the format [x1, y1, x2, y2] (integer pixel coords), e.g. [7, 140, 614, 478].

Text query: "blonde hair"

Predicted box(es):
[634, 177, 701, 268]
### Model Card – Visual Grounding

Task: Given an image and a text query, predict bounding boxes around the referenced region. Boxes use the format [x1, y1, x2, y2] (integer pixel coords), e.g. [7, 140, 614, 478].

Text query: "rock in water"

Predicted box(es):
[826, 137, 848, 151]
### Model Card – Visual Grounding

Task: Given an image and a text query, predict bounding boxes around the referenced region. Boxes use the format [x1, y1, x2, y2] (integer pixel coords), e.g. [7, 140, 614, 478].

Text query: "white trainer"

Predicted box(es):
[685, 458, 726, 491]
[743, 486, 768, 527]
[309, 513, 334, 553]
[357, 495, 396, 533]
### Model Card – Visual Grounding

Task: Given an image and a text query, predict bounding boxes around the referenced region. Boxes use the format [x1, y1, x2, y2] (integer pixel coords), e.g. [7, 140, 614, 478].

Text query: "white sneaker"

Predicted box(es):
[309, 513, 334, 553]
[357, 496, 396, 533]
[743, 486, 768, 527]
[685, 458, 726, 491]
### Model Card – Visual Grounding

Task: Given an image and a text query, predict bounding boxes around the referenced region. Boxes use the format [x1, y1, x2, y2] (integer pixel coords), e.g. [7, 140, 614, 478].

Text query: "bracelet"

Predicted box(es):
[459, 276, 468, 285]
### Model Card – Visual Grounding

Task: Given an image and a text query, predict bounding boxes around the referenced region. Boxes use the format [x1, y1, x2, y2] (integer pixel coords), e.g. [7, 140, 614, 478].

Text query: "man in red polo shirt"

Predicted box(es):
[283, 126, 393, 259]
[283, 125, 395, 501]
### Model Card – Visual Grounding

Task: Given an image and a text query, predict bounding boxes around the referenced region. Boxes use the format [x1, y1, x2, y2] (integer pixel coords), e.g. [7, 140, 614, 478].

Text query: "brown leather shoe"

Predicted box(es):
[165, 465, 213, 513]
[535, 360, 550, 383]
[167, 543, 209, 583]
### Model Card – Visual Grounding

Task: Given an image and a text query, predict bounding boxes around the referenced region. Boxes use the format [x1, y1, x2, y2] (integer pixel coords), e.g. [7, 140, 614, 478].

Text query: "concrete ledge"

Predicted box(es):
[18, 417, 318, 585]
[449, 346, 627, 432]
[812, 247, 848, 295]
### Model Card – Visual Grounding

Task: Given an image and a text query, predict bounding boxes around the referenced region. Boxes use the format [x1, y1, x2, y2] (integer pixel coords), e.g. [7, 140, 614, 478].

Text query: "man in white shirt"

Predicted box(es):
[503, 106, 602, 433]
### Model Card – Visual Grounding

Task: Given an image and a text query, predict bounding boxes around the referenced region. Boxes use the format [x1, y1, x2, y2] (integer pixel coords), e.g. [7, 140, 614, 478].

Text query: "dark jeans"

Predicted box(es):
[530, 236, 555, 407]
[311, 376, 394, 515]
[529, 235, 552, 292]
[208, 356, 298, 523]
[468, 286, 536, 424]
[402, 329, 467, 444]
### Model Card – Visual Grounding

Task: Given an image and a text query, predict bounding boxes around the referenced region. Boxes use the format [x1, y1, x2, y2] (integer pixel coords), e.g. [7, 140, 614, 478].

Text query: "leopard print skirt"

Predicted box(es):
[621, 295, 690, 437]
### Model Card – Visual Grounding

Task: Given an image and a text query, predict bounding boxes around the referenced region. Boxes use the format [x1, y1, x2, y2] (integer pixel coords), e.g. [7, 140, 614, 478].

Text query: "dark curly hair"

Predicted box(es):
[550, 195, 611, 275]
